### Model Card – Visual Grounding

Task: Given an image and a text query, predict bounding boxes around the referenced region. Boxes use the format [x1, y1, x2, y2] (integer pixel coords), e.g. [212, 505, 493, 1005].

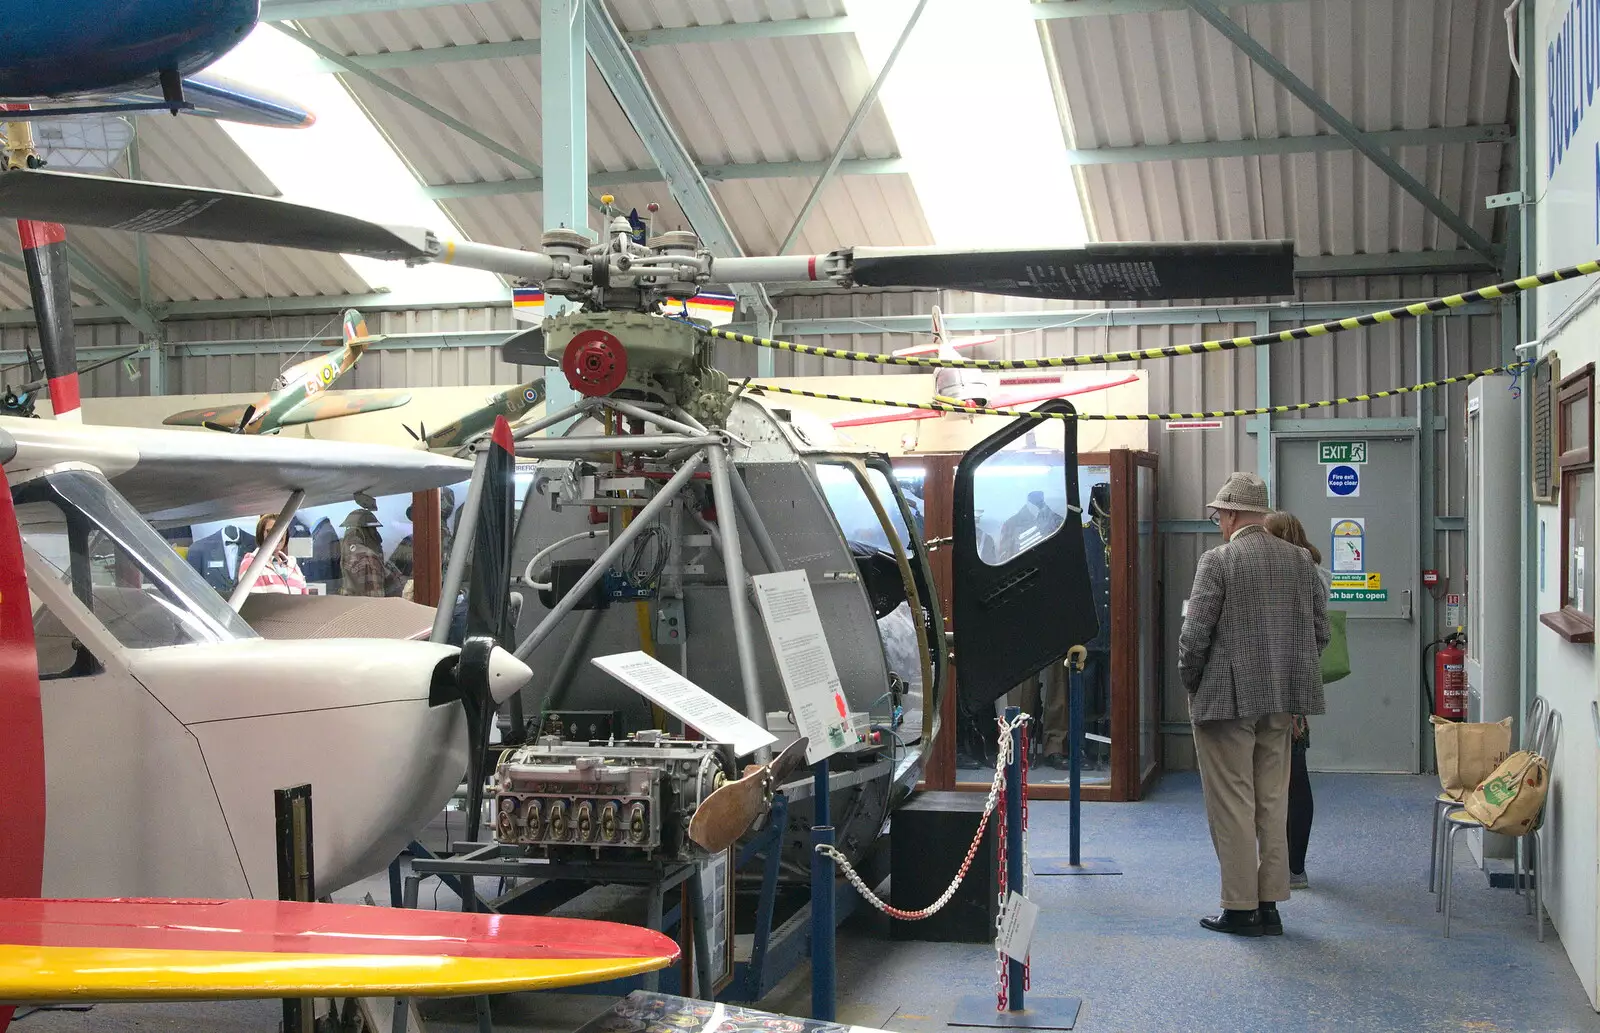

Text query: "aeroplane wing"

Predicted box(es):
[0, 415, 470, 524]
[162, 403, 254, 430]
[831, 374, 1141, 429]
[279, 390, 412, 426]
[0, 898, 678, 1002]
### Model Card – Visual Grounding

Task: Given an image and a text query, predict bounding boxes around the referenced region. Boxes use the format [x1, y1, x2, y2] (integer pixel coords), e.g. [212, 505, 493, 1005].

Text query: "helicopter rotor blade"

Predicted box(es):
[850, 241, 1295, 301]
[0, 171, 1295, 301]
[0, 170, 433, 260]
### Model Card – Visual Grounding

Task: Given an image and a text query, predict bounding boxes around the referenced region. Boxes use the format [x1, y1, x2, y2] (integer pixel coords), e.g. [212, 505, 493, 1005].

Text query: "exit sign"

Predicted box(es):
[1318, 440, 1368, 464]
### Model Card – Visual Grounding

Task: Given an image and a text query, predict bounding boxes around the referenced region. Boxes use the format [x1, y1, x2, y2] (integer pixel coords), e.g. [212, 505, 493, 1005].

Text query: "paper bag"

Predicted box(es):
[1431, 715, 1512, 801]
[1464, 750, 1550, 835]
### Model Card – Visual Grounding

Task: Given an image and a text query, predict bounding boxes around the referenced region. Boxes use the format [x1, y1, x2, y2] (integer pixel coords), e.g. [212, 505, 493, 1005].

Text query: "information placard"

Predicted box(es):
[591, 651, 776, 757]
[751, 570, 858, 765]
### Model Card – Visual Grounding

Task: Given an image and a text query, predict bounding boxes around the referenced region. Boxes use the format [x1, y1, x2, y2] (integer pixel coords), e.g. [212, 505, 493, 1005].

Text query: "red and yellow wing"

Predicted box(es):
[987, 374, 1141, 409]
[0, 898, 678, 1002]
[279, 390, 412, 426]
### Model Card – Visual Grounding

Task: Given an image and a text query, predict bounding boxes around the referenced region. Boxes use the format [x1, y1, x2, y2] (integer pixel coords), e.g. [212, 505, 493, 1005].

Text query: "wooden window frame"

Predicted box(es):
[1541, 363, 1595, 643]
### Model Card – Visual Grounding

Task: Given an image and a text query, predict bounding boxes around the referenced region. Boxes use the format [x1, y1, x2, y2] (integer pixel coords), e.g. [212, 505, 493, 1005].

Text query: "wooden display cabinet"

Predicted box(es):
[899, 450, 1162, 802]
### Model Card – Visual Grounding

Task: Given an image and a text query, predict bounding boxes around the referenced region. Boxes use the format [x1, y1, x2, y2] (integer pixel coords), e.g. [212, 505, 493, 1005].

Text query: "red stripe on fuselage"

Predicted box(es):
[47, 375, 79, 416]
[491, 415, 513, 453]
[0, 463, 46, 903]
[16, 221, 65, 251]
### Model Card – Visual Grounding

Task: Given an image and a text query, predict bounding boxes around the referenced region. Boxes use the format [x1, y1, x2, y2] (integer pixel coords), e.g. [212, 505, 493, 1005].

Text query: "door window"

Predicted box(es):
[969, 420, 1070, 566]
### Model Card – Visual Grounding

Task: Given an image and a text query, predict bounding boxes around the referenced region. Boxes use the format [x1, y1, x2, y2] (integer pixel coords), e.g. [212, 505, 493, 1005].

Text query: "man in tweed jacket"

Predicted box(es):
[1179, 472, 1329, 937]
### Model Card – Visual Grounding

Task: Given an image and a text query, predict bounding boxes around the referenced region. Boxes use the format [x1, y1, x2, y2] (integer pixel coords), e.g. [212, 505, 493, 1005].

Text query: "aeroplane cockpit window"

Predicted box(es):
[970, 420, 1070, 567]
[811, 459, 932, 735]
[15, 469, 257, 648]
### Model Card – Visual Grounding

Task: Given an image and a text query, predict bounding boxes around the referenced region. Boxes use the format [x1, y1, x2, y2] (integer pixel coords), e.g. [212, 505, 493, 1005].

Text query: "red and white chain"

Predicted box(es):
[997, 719, 1036, 1009]
[816, 712, 1030, 922]
[996, 747, 1009, 1009]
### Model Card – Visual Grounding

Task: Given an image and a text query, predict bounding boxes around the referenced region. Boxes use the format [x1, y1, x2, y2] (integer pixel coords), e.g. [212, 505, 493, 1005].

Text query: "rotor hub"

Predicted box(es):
[562, 328, 628, 396]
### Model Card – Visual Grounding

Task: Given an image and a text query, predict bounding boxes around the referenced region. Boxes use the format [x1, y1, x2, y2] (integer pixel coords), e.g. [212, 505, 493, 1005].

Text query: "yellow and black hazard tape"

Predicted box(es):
[709, 259, 1600, 370]
[749, 363, 1524, 421]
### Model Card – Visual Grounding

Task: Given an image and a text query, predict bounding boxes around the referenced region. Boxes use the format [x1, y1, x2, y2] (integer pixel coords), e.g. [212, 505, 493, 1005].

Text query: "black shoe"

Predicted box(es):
[1043, 753, 1068, 769]
[1257, 903, 1283, 936]
[1200, 909, 1264, 936]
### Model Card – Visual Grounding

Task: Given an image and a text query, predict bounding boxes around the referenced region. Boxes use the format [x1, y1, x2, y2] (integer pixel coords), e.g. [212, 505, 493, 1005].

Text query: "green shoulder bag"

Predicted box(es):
[1320, 609, 1351, 684]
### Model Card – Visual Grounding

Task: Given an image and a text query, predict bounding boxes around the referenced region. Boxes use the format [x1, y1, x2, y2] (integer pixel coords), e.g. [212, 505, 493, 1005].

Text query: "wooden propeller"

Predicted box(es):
[688, 737, 810, 854]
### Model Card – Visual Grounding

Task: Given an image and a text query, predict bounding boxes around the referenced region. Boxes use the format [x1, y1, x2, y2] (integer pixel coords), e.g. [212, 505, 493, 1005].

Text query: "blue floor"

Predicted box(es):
[773, 771, 1597, 1033]
[18, 773, 1596, 1032]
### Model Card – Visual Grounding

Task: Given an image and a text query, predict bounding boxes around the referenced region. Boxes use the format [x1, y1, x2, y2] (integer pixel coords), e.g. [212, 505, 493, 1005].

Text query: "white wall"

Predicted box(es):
[1534, 0, 1600, 1006]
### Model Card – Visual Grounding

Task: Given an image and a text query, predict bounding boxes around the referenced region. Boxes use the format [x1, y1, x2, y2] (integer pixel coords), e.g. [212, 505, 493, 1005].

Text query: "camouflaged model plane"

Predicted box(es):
[163, 310, 411, 435]
[410, 377, 546, 452]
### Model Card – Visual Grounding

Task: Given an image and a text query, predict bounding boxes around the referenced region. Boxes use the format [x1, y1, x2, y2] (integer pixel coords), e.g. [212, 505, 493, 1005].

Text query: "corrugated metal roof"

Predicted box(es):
[295, 0, 931, 256]
[1046, 0, 1513, 254]
[0, 0, 1517, 318]
[46, 115, 370, 305]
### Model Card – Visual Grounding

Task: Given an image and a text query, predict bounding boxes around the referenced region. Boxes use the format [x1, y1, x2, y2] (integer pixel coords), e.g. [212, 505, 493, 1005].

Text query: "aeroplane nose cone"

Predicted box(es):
[486, 645, 532, 704]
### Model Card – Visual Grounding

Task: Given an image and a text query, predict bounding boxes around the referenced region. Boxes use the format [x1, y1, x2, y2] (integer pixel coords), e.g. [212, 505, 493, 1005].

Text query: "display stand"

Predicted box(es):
[810, 758, 836, 1022]
[950, 709, 1081, 1031]
[392, 845, 712, 1033]
[275, 784, 316, 1033]
[1032, 652, 1121, 878]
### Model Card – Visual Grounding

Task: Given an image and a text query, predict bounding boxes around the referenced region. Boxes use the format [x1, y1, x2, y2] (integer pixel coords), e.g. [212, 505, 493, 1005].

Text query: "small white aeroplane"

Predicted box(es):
[5, 414, 530, 899]
[830, 306, 1140, 438]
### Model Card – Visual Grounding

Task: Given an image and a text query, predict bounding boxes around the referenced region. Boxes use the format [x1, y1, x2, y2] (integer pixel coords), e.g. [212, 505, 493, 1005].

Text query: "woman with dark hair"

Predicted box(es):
[238, 513, 309, 595]
[1263, 510, 1330, 890]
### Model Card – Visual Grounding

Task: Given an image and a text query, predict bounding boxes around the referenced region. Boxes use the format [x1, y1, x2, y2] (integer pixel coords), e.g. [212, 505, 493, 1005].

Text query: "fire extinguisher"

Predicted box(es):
[1425, 631, 1468, 720]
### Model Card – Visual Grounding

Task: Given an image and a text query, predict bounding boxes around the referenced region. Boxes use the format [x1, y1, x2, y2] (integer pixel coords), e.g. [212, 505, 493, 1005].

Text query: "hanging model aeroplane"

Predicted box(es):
[829, 306, 1142, 430]
[410, 378, 547, 452]
[163, 309, 413, 434]
[0, 0, 313, 128]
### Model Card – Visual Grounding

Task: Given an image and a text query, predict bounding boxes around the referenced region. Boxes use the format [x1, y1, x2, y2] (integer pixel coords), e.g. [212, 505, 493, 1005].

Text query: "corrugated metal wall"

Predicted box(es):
[56, 282, 1502, 768]
[754, 278, 1504, 768]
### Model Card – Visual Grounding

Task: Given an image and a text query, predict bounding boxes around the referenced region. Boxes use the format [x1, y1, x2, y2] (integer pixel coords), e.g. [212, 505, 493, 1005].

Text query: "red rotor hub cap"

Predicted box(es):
[561, 329, 628, 397]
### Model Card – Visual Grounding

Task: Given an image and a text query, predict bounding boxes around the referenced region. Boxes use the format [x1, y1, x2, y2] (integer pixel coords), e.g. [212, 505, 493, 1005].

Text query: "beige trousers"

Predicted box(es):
[1009, 662, 1070, 755]
[1192, 712, 1293, 911]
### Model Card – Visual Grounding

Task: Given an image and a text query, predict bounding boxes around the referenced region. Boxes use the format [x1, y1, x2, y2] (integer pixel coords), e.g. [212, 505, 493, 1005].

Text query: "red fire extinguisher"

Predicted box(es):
[1431, 631, 1467, 720]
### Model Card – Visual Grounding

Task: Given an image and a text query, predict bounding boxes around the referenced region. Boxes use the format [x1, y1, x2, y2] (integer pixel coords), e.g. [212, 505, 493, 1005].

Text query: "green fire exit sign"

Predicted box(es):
[1318, 440, 1368, 464]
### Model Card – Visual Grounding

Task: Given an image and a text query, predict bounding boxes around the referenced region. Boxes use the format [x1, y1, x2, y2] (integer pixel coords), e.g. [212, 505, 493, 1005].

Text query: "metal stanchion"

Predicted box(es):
[1068, 653, 1083, 867]
[810, 758, 836, 1022]
[1031, 649, 1120, 878]
[950, 709, 1082, 1030]
[1004, 706, 1026, 1011]
[275, 785, 316, 1033]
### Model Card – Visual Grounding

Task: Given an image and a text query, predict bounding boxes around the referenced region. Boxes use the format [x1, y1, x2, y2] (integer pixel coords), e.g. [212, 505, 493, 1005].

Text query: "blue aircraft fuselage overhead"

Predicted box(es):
[0, 0, 258, 97]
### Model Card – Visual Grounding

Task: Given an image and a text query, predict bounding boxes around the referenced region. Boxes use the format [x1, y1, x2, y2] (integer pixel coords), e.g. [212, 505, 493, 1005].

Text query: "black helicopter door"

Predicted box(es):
[951, 398, 1096, 715]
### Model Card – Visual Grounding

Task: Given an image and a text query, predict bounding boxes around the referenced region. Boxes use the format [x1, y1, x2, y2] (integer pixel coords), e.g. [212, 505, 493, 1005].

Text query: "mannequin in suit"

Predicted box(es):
[186, 525, 257, 595]
[303, 516, 341, 583]
[1082, 482, 1113, 768]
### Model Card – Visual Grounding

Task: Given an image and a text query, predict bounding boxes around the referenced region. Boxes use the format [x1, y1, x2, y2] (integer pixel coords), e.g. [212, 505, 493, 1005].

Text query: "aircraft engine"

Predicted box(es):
[492, 732, 732, 861]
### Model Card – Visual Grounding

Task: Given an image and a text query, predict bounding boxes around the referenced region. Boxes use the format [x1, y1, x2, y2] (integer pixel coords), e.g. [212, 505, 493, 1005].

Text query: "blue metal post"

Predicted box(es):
[1068, 663, 1083, 867]
[540, 0, 585, 422]
[811, 758, 835, 1021]
[1004, 705, 1025, 1012]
